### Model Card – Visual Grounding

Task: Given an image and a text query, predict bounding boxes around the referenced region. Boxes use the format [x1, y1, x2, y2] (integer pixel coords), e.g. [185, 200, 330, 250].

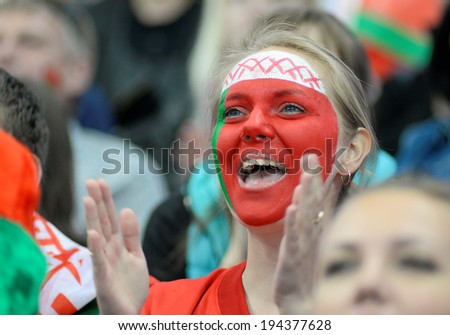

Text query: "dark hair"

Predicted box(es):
[23, 81, 75, 240]
[429, 4, 450, 101]
[0, 68, 49, 166]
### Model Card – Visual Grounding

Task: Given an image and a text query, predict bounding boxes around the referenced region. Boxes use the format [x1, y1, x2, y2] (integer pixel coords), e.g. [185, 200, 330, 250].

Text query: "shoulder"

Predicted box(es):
[141, 262, 247, 315]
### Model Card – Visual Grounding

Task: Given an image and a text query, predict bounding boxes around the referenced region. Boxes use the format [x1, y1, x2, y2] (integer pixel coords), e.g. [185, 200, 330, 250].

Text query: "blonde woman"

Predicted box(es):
[85, 20, 376, 314]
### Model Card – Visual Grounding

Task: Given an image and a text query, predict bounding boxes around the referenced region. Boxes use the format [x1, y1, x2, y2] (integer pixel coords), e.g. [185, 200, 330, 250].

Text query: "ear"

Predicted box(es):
[339, 127, 372, 175]
[32, 154, 43, 185]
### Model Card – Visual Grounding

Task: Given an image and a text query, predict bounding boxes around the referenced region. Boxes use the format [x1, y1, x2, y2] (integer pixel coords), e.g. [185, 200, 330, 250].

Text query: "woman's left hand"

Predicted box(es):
[274, 154, 337, 314]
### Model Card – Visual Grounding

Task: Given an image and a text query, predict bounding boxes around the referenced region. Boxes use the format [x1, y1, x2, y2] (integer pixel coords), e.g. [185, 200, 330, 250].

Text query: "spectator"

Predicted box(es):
[84, 20, 376, 315]
[0, 130, 47, 315]
[143, 0, 319, 282]
[275, 173, 450, 314]
[0, 0, 168, 242]
[0, 68, 96, 314]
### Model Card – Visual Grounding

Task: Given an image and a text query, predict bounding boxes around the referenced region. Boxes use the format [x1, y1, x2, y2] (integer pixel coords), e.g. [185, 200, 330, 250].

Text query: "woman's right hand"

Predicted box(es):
[84, 179, 149, 314]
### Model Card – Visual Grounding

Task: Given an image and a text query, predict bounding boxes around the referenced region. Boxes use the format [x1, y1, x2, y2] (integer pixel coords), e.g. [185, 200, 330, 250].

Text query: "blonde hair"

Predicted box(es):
[369, 173, 450, 203]
[335, 173, 450, 220]
[205, 19, 378, 188]
[270, 9, 378, 104]
[188, 0, 320, 139]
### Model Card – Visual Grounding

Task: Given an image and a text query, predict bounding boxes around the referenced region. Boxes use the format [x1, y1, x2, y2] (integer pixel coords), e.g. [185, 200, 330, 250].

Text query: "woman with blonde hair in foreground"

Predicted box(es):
[84, 20, 376, 315]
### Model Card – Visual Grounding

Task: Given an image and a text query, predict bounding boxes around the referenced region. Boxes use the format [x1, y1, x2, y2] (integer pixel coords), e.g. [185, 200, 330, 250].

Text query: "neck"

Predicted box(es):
[240, 180, 342, 315]
[242, 221, 284, 315]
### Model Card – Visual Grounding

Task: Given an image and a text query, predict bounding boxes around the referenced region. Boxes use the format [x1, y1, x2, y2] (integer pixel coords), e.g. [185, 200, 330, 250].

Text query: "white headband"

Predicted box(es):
[222, 50, 327, 95]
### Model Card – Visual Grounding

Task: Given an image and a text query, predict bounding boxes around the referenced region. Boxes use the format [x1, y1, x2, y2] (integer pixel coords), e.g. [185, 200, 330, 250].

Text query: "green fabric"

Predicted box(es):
[75, 299, 100, 315]
[353, 11, 432, 68]
[0, 217, 47, 315]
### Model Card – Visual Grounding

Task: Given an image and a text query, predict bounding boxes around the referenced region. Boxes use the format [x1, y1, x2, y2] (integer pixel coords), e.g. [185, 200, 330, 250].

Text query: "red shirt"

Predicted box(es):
[141, 262, 249, 315]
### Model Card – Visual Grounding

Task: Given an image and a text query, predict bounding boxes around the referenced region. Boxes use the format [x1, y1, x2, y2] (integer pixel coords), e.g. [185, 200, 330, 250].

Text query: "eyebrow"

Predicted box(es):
[226, 89, 308, 100]
[391, 238, 421, 248]
[332, 238, 420, 251]
[18, 31, 46, 42]
[333, 243, 357, 251]
[226, 92, 248, 101]
[273, 89, 308, 98]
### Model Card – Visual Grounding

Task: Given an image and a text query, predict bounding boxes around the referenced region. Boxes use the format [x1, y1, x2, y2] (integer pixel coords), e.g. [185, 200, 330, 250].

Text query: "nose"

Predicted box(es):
[240, 108, 275, 143]
[353, 258, 388, 305]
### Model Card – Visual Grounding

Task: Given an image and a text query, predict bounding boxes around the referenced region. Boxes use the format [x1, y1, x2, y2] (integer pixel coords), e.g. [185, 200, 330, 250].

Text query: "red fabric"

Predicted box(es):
[141, 262, 249, 315]
[364, 43, 399, 81]
[0, 131, 39, 233]
[51, 294, 77, 315]
[357, 0, 445, 80]
[362, 0, 443, 33]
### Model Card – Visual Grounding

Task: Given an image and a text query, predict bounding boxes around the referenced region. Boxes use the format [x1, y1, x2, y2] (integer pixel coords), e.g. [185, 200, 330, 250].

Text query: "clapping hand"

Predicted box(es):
[84, 179, 149, 314]
[274, 155, 338, 314]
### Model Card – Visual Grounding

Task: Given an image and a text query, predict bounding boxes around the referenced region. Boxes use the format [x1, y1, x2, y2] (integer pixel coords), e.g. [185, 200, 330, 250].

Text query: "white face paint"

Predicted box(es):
[222, 50, 327, 94]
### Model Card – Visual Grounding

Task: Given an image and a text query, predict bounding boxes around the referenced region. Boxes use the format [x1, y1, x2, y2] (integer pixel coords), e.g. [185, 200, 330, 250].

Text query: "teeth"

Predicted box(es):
[241, 159, 285, 172]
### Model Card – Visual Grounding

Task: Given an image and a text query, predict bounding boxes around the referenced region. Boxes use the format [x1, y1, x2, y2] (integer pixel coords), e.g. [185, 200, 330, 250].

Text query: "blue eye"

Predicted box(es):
[224, 108, 244, 119]
[280, 104, 305, 115]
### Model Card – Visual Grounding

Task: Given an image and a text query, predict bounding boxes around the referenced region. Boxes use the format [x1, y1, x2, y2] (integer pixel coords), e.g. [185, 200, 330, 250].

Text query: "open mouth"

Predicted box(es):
[238, 157, 287, 189]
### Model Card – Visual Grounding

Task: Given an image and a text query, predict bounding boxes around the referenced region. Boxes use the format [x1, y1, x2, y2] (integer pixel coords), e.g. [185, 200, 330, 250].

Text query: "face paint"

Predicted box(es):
[212, 50, 338, 226]
[43, 68, 61, 88]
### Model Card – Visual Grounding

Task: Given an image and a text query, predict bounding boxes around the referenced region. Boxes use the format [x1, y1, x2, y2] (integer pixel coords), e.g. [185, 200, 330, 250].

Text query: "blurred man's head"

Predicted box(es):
[0, 0, 94, 104]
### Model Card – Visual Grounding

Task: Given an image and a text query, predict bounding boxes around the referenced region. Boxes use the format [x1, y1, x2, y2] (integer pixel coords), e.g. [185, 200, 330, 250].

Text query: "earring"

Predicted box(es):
[340, 168, 352, 186]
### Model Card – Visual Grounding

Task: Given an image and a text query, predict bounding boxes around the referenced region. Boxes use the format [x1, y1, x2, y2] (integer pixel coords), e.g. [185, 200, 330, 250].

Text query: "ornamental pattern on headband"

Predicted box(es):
[223, 51, 326, 94]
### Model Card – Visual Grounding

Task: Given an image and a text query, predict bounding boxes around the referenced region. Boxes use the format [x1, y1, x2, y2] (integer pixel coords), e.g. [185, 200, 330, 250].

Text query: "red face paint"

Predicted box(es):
[213, 50, 338, 227]
[43, 67, 61, 88]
